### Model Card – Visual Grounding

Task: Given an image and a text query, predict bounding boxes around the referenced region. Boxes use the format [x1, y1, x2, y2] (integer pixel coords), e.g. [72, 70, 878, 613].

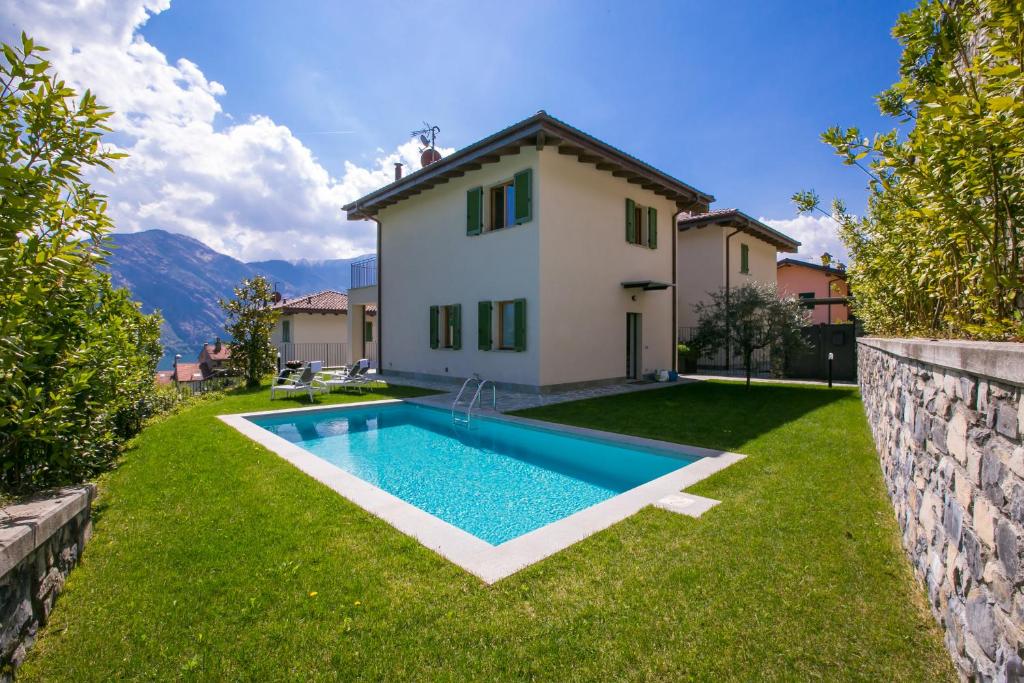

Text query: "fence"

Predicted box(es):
[277, 342, 349, 369]
[677, 326, 774, 376]
[176, 375, 243, 396]
[350, 256, 377, 289]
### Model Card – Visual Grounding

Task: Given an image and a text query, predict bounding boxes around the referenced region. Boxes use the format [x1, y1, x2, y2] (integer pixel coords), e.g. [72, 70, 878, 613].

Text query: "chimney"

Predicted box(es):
[214, 337, 222, 353]
[394, 162, 403, 181]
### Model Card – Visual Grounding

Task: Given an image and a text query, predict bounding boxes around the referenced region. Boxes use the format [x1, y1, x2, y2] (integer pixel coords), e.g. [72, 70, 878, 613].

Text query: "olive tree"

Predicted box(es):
[795, 0, 1024, 340]
[0, 35, 162, 493]
[691, 283, 810, 386]
[220, 276, 279, 388]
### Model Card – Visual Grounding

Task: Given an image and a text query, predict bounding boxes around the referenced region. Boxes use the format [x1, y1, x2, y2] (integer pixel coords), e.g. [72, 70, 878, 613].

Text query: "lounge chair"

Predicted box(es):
[317, 359, 372, 393]
[270, 363, 318, 401]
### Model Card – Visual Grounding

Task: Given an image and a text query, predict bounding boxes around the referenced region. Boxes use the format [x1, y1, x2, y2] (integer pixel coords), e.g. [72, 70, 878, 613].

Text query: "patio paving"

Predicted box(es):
[372, 373, 696, 413]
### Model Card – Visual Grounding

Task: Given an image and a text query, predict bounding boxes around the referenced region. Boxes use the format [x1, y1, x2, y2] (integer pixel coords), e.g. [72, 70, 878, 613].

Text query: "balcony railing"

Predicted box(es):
[350, 256, 377, 289]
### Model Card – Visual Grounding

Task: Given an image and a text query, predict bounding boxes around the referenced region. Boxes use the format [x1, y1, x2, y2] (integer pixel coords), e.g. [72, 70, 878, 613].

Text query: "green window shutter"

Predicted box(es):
[466, 187, 483, 235]
[364, 320, 372, 342]
[478, 301, 492, 351]
[451, 304, 462, 349]
[625, 198, 636, 243]
[741, 243, 750, 273]
[429, 306, 439, 349]
[648, 206, 658, 249]
[513, 298, 526, 352]
[513, 169, 532, 224]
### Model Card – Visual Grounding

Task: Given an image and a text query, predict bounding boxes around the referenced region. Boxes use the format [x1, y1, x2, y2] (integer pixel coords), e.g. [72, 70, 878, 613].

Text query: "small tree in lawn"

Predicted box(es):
[691, 283, 809, 386]
[220, 276, 279, 388]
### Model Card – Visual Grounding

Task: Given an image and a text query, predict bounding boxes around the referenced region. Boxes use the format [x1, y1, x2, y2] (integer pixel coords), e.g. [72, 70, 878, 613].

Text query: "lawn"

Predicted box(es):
[18, 380, 955, 681]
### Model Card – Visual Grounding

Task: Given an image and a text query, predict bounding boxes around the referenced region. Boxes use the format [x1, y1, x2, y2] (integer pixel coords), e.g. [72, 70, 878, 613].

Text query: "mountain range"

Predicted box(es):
[103, 230, 371, 369]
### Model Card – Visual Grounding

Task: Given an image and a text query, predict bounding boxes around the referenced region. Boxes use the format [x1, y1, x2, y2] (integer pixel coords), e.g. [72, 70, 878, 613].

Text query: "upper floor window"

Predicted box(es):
[490, 181, 516, 230]
[467, 169, 532, 236]
[740, 243, 750, 274]
[625, 198, 658, 248]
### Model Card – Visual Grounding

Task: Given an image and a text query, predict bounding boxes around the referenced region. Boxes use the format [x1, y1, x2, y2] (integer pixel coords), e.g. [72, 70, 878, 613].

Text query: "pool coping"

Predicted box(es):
[218, 399, 746, 584]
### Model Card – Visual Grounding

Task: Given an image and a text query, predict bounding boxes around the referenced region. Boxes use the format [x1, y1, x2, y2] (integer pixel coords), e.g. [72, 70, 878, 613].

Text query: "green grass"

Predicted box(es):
[18, 380, 955, 681]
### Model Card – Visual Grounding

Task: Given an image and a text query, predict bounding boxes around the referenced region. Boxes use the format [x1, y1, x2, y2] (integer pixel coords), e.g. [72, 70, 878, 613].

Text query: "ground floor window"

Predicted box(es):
[430, 304, 461, 349]
[498, 300, 516, 349]
[282, 319, 291, 343]
[364, 320, 373, 342]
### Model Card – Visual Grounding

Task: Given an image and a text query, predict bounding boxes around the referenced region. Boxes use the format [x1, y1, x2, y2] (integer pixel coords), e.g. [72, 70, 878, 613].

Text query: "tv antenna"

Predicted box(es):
[411, 123, 440, 152]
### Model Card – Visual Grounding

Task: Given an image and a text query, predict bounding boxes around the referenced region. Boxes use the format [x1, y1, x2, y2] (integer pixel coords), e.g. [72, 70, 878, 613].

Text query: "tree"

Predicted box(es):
[1, 35, 163, 493]
[794, 0, 1024, 340]
[220, 276, 279, 388]
[691, 283, 810, 386]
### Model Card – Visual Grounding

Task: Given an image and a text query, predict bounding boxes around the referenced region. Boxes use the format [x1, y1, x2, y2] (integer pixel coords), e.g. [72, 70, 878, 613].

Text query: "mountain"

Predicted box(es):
[104, 230, 370, 370]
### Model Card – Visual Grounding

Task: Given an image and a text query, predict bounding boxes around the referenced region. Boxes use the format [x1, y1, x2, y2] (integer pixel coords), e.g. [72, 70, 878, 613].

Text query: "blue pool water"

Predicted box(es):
[247, 403, 695, 545]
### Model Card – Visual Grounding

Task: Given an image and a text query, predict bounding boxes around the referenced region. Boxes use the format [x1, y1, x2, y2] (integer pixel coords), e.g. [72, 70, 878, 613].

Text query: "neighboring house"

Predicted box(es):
[777, 258, 851, 324]
[155, 370, 174, 385]
[343, 111, 717, 392]
[676, 209, 800, 330]
[198, 338, 231, 377]
[270, 290, 376, 367]
[170, 360, 204, 383]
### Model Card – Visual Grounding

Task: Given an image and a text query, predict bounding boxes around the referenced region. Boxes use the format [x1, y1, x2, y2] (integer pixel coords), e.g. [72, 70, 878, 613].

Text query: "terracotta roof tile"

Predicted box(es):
[174, 362, 204, 382]
[272, 290, 376, 315]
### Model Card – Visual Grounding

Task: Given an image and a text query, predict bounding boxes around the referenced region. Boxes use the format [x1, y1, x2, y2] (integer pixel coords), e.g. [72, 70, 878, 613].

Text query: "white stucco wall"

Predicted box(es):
[271, 312, 349, 345]
[676, 225, 779, 329]
[378, 150, 542, 387]
[537, 148, 677, 385]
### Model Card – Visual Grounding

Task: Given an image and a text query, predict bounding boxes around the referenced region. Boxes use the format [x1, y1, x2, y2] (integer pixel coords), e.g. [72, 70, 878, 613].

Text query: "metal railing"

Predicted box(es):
[452, 374, 496, 427]
[277, 342, 349, 369]
[350, 256, 377, 289]
[677, 326, 773, 376]
[176, 375, 243, 396]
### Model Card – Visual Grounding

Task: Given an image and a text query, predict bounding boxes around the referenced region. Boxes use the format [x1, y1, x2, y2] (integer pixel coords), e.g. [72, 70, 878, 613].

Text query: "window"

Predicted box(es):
[478, 299, 526, 351]
[466, 169, 532, 236]
[489, 181, 515, 230]
[430, 304, 461, 349]
[498, 300, 516, 350]
[798, 292, 815, 309]
[281, 319, 291, 343]
[740, 243, 750, 274]
[625, 199, 658, 248]
[364, 320, 373, 342]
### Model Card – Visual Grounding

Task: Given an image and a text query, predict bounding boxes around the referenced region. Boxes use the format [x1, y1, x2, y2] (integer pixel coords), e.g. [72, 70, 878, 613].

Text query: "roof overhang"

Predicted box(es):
[621, 280, 672, 291]
[343, 112, 715, 220]
[678, 210, 800, 253]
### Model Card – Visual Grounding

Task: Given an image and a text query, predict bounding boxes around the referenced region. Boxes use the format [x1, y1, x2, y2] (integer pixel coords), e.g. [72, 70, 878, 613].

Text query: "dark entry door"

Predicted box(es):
[626, 313, 642, 379]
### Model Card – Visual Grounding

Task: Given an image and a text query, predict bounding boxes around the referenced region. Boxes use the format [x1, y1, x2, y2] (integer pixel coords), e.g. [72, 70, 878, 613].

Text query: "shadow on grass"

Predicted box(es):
[513, 380, 855, 453]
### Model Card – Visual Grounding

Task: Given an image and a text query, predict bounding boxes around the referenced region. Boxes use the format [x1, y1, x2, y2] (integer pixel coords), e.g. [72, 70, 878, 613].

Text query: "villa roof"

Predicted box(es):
[677, 209, 801, 253]
[155, 370, 173, 385]
[173, 363, 204, 382]
[343, 111, 714, 220]
[272, 290, 377, 315]
[777, 257, 848, 279]
[201, 342, 231, 361]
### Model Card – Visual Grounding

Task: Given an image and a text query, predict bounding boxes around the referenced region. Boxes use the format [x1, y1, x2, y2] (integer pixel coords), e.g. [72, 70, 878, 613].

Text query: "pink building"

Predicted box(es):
[776, 258, 850, 325]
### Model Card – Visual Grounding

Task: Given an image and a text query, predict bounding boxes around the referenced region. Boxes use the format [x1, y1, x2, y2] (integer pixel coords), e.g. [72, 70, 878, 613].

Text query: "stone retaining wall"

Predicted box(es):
[0, 486, 95, 681]
[858, 338, 1024, 681]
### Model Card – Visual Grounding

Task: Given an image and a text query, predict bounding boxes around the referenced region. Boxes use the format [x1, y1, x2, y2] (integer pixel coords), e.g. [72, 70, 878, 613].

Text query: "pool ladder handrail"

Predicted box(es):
[452, 374, 496, 427]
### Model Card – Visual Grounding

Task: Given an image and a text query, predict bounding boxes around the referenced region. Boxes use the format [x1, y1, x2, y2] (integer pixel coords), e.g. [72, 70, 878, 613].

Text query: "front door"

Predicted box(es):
[626, 313, 642, 379]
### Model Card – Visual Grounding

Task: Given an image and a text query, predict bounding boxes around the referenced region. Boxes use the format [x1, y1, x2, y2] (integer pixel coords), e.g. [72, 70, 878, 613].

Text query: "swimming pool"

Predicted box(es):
[221, 400, 743, 582]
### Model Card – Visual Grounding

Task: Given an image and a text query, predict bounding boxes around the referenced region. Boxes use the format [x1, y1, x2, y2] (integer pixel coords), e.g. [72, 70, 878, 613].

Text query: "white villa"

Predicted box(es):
[343, 112, 797, 392]
[271, 290, 376, 368]
[676, 209, 800, 329]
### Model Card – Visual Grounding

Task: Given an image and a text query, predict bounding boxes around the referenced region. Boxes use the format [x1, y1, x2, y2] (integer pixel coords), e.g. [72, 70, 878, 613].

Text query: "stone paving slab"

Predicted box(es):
[654, 493, 721, 518]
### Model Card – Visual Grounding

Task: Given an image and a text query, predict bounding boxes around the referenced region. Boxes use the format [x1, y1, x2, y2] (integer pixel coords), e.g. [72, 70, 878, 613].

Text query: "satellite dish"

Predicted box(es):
[419, 134, 429, 146]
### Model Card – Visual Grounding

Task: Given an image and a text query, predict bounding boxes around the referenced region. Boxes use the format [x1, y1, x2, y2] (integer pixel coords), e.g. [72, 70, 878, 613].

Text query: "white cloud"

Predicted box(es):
[761, 214, 850, 265]
[0, 0, 439, 261]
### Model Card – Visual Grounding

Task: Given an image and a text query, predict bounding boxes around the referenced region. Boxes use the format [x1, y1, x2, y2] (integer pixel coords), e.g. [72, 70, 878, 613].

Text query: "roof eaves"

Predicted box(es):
[343, 112, 714, 219]
[678, 209, 801, 253]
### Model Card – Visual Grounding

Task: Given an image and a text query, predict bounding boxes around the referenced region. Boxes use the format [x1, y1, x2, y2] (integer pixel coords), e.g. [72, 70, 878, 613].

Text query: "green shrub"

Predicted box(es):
[795, 0, 1024, 340]
[0, 36, 162, 494]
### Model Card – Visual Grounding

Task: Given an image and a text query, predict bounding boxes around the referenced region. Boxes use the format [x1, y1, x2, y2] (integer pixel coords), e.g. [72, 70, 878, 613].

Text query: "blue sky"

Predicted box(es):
[1, 0, 915, 261]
